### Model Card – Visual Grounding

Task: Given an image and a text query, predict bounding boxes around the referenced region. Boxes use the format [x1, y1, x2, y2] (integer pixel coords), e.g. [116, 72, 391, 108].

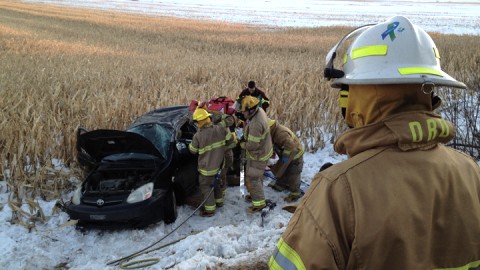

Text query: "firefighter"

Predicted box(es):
[267, 119, 304, 202]
[189, 108, 235, 217]
[209, 110, 237, 203]
[189, 99, 238, 198]
[240, 96, 273, 212]
[270, 16, 480, 269]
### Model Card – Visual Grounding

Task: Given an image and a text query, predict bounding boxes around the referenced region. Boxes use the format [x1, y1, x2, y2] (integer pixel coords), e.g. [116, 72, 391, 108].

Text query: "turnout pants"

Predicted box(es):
[246, 159, 267, 207]
[199, 174, 222, 212]
[272, 156, 303, 193]
[220, 149, 234, 196]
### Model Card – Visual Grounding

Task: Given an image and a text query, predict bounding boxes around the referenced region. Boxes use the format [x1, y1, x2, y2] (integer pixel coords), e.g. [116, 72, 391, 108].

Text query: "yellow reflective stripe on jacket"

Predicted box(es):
[398, 67, 443, 77]
[227, 142, 237, 149]
[197, 140, 226, 155]
[434, 260, 480, 270]
[199, 168, 220, 176]
[188, 143, 199, 154]
[294, 147, 304, 160]
[351, 45, 388, 59]
[225, 132, 236, 149]
[269, 237, 306, 270]
[247, 127, 270, 143]
[247, 147, 273, 161]
[287, 130, 304, 160]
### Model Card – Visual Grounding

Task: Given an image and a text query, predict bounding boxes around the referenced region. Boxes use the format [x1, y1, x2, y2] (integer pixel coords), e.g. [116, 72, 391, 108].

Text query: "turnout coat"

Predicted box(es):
[189, 123, 234, 176]
[270, 111, 480, 270]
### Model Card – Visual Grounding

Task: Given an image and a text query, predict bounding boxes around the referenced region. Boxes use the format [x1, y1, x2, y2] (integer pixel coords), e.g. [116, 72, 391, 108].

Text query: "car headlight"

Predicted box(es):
[71, 186, 82, 205]
[127, 183, 153, 204]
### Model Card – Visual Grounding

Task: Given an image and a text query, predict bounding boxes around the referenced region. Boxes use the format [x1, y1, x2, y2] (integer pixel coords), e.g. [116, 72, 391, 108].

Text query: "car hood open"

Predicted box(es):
[78, 129, 164, 162]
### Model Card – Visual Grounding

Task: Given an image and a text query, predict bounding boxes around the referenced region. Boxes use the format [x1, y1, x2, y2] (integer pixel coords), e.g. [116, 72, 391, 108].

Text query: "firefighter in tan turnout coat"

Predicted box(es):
[240, 96, 273, 212]
[189, 108, 235, 217]
[270, 16, 480, 269]
[267, 119, 304, 202]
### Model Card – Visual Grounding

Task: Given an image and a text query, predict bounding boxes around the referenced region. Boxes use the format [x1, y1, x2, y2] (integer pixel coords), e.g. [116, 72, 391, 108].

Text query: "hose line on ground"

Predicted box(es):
[107, 173, 221, 267]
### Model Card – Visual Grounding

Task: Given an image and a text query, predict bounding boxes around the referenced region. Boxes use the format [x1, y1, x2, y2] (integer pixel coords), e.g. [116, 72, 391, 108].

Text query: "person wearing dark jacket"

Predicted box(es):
[270, 16, 480, 270]
[238, 81, 270, 112]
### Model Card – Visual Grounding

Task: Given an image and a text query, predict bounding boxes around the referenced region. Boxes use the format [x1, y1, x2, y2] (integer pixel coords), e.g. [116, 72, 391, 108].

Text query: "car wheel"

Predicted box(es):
[164, 189, 177, 224]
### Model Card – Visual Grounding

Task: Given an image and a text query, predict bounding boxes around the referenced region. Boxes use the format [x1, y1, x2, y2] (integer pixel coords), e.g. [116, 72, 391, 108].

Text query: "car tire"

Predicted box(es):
[164, 189, 177, 224]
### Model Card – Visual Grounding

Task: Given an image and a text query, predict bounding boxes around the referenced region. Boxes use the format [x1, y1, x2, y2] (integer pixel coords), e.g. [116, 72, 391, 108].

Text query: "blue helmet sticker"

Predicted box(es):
[381, 21, 399, 41]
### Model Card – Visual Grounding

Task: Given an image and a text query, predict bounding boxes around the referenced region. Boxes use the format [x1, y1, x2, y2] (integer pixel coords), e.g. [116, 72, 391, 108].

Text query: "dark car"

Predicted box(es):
[66, 105, 199, 228]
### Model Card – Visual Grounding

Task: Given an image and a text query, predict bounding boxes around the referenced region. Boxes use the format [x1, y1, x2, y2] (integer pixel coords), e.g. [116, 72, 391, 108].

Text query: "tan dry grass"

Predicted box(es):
[1, 1, 479, 199]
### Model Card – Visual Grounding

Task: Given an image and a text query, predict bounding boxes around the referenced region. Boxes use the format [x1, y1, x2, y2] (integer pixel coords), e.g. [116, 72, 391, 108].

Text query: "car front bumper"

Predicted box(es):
[66, 191, 167, 226]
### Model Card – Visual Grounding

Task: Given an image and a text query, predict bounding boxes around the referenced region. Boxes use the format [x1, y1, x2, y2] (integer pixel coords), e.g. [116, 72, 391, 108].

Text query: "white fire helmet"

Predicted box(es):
[324, 16, 466, 89]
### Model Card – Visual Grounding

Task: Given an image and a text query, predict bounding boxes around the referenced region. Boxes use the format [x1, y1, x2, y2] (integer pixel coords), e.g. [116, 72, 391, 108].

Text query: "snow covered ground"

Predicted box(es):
[2, 1, 479, 269]
[0, 145, 345, 270]
[21, 0, 480, 35]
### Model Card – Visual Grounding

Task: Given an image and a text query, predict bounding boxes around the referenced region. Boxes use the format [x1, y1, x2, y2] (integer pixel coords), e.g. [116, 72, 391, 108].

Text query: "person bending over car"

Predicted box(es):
[189, 108, 235, 217]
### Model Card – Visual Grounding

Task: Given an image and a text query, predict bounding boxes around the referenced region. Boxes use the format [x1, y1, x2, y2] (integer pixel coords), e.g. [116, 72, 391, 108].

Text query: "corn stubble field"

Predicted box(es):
[1, 1, 479, 201]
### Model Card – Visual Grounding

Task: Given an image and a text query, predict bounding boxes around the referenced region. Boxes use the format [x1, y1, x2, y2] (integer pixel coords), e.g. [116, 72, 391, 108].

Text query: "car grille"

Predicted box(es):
[82, 196, 124, 207]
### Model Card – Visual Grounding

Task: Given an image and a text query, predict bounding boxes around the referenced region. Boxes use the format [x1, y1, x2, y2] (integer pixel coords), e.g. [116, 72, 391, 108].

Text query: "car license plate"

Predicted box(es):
[90, 214, 106, 220]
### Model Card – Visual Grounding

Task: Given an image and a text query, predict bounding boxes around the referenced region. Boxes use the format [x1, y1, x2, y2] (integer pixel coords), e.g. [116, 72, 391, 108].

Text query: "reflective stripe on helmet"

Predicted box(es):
[433, 47, 440, 58]
[269, 237, 306, 270]
[327, 16, 466, 89]
[398, 67, 443, 76]
[351, 45, 388, 60]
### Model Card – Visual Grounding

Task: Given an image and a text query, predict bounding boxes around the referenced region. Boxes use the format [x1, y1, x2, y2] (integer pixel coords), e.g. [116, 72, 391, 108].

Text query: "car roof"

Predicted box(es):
[127, 105, 190, 131]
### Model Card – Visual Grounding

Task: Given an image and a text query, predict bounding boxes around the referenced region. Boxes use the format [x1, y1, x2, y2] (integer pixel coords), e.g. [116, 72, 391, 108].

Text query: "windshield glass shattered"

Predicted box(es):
[128, 123, 173, 159]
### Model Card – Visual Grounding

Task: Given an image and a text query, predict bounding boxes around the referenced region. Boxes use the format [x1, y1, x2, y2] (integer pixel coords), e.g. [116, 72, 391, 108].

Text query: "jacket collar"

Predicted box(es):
[334, 111, 456, 157]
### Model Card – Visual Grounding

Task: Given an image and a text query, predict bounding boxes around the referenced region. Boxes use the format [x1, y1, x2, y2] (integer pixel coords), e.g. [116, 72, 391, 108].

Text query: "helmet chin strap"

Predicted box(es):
[431, 92, 442, 110]
[338, 84, 349, 119]
[421, 81, 442, 110]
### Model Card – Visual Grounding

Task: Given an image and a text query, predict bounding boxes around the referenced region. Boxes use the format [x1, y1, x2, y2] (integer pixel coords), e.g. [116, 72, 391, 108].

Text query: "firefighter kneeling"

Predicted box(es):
[267, 119, 304, 202]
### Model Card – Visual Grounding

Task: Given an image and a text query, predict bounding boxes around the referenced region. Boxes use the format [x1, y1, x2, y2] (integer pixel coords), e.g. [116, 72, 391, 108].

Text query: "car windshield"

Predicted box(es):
[128, 123, 172, 159]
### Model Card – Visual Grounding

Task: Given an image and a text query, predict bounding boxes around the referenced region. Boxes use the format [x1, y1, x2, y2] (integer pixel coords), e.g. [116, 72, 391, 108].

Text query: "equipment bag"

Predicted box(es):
[206, 96, 236, 115]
